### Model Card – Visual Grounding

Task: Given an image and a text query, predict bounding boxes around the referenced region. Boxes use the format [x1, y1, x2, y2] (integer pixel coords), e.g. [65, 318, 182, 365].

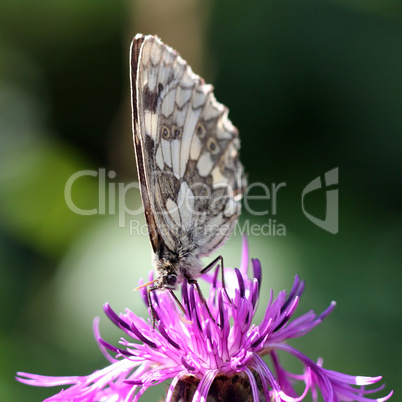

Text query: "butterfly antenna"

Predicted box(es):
[133, 278, 158, 291]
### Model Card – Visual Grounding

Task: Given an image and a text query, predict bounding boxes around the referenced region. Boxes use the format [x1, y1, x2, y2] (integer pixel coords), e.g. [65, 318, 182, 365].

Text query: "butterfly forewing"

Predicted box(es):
[130, 34, 246, 286]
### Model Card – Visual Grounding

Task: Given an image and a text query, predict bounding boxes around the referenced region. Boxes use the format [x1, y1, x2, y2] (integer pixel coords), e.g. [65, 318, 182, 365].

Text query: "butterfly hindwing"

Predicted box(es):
[131, 34, 245, 261]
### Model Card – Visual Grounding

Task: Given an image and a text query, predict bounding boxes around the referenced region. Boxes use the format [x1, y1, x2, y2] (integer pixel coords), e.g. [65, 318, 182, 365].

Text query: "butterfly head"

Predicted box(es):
[152, 246, 203, 290]
[152, 251, 182, 290]
[160, 271, 178, 289]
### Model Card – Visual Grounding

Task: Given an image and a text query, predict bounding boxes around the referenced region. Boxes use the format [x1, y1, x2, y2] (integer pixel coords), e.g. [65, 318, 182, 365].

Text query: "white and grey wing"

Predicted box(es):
[131, 34, 246, 257]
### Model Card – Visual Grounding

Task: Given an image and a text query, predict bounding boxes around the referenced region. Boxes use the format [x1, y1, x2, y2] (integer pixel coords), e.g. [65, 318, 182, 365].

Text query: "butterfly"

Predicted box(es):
[130, 34, 246, 299]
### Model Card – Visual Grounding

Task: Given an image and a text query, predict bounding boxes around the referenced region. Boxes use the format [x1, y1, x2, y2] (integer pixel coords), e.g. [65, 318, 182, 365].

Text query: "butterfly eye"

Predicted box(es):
[166, 273, 177, 287]
[195, 122, 206, 138]
[161, 125, 171, 140]
[207, 137, 220, 155]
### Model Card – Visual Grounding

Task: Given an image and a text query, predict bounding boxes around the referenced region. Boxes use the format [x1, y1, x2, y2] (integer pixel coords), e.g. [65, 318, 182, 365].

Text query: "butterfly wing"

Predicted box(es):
[130, 34, 246, 258]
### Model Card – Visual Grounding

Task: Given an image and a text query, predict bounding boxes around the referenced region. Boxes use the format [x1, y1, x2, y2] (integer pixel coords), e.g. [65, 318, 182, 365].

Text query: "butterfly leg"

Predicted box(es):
[168, 288, 186, 315]
[201, 255, 232, 304]
[148, 286, 186, 329]
[188, 278, 217, 326]
[147, 286, 159, 329]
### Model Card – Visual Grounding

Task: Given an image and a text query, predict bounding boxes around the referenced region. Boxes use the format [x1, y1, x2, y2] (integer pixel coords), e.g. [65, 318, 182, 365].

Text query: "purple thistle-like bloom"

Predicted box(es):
[17, 239, 392, 401]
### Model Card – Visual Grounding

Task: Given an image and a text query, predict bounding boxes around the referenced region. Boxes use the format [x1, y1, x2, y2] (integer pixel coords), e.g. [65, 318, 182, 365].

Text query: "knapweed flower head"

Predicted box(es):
[17, 239, 392, 401]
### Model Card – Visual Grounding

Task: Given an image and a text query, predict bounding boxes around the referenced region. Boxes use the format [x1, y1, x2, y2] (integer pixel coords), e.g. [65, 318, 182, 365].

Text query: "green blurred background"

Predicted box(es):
[0, 0, 400, 400]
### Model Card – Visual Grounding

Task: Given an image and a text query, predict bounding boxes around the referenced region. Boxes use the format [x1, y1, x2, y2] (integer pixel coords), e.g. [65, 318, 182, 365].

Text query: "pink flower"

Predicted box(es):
[17, 239, 392, 401]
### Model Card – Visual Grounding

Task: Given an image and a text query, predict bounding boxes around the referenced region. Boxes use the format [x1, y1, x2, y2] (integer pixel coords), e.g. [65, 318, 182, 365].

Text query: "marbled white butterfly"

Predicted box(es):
[130, 34, 246, 298]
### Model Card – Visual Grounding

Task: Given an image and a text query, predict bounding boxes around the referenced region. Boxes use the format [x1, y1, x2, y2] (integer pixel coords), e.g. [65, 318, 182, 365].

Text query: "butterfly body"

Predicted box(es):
[152, 243, 203, 289]
[130, 34, 246, 291]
